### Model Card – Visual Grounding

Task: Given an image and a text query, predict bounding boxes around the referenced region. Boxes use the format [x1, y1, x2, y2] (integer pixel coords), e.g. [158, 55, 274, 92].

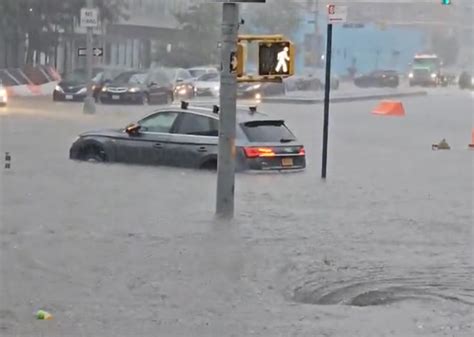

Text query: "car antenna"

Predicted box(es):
[181, 101, 189, 109]
[213, 105, 219, 114]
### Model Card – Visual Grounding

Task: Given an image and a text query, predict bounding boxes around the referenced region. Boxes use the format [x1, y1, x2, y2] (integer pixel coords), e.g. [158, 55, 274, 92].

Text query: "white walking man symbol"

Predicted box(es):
[275, 46, 290, 73]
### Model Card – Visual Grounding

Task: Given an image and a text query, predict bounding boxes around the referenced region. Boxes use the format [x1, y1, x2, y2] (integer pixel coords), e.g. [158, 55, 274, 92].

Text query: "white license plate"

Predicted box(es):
[112, 95, 120, 100]
[65, 95, 73, 100]
[282, 158, 294, 167]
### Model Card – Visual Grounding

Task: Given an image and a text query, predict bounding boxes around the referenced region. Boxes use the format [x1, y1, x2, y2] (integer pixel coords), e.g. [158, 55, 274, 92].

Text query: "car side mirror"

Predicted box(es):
[125, 123, 141, 135]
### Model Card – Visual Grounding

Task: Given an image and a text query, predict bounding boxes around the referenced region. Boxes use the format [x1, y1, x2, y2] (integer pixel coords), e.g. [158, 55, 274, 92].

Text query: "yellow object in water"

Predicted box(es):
[36, 310, 53, 320]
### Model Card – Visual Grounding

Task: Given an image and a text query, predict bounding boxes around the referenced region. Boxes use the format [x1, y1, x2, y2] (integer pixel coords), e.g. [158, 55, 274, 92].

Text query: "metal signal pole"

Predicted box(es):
[216, 2, 239, 218]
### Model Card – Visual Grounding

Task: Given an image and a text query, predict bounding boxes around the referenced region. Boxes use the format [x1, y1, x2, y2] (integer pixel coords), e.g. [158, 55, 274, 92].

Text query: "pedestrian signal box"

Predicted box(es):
[258, 41, 295, 76]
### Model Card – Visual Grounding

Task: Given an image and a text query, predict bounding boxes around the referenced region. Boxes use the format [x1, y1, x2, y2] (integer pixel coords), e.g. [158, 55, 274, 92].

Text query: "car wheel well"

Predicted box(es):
[200, 158, 217, 170]
[79, 143, 107, 162]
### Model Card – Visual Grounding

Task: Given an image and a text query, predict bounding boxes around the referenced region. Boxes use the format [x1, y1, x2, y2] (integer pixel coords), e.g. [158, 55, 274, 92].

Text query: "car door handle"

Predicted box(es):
[197, 146, 207, 153]
[153, 143, 163, 149]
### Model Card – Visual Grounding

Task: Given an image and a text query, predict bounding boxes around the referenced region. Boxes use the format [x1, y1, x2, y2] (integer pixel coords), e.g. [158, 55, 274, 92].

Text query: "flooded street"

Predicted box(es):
[1, 90, 473, 336]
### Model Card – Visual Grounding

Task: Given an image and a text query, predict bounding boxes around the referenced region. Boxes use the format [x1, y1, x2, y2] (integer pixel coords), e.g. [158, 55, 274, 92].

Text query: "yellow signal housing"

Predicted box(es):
[258, 40, 295, 77]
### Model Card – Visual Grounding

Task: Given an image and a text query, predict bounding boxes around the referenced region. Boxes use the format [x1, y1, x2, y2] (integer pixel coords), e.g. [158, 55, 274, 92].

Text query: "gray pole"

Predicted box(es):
[321, 23, 333, 179]
[216, 2, 239, 218]
[83, 0, 96, 114]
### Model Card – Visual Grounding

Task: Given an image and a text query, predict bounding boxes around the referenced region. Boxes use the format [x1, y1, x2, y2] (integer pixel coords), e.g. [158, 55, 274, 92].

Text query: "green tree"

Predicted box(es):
[0, 0, 127, 67]
[156, 3, 221, 67]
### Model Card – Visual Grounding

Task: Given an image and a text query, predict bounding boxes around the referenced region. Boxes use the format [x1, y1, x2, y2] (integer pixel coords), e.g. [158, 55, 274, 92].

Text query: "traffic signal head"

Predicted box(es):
[258, 41, 294, 76]
[441, 0, 451, 5]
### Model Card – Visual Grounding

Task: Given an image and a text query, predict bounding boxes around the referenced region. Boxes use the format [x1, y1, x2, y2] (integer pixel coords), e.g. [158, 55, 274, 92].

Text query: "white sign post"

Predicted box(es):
[80, 8, 99, 28]
[321, 4, 348, 179]
[327, 4, 347, 24]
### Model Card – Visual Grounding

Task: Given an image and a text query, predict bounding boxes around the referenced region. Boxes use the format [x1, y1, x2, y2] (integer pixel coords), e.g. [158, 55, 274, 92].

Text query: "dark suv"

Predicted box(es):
[69, 103, 306, 171]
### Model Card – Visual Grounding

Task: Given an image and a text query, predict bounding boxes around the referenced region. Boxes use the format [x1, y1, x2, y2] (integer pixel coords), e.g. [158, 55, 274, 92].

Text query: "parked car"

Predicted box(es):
[285, 71, 339, 91]
[0, 81, 7, 107]
[237, 82, 286, 100]
[53, 67, 104, 102]
[187, 66, 218, 80]
[99, 69, 174, 105]
[160, 68, 196, 100]
[458, 71, 473, 90]
[354, 70, 399, 88]
[194, 72, 220, 97]
[69, 102, 306, 171]
[92, 67, 129, 98]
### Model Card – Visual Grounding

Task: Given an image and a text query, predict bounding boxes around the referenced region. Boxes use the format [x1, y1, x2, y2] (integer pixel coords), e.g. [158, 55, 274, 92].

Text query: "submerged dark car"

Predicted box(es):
[92, 67, 129, 98]
[53, 67, 103, 102]
[237, 82, 286, 100]
[160, 68, 196, 100]
[458, 71, 473, 90]
[99, 70, 173, 105]
[69, 103, 306, 171]
[354, 70, 399, 88]
[284, 71, 339, 91]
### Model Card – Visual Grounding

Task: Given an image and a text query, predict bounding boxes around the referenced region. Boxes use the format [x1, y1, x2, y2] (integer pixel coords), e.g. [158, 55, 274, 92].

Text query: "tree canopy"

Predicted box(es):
[0, 0, 128, 66]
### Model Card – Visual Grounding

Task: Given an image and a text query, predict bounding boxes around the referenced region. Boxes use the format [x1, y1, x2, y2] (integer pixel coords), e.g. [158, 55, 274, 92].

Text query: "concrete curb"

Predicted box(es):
[261, 91, 428, 104]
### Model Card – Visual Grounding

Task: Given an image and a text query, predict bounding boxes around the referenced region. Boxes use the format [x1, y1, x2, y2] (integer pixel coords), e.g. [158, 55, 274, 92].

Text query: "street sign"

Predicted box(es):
[258, 41, 294, 76]
[343, 23, 364, 28]
[78, 47, 103, 57]
[80, 8, 99, 28]
[327, 4, 347, 24]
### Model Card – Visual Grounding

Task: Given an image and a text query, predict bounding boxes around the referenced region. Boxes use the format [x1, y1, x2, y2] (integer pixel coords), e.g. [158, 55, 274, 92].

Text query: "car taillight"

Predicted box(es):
[298, 146, 305, 156]
[243, 147, 275, 158]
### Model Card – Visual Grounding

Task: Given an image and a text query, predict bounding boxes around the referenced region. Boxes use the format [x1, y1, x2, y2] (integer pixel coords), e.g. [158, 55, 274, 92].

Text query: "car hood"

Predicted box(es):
[194, 81, 219, 89]
[79, 128, 124, 138]
[107, 82, 144, 89]
[58, 80, 87, 88]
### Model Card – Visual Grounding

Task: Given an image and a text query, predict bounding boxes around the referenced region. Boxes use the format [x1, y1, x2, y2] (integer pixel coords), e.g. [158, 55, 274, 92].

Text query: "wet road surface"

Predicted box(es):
[1, 89, 473, 336]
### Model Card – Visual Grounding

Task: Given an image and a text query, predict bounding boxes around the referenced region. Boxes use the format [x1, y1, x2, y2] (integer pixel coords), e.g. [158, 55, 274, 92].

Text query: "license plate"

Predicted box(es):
[65, 95, 73, 100]
[281, 158, 294, 167]
[112, 95, 120, 100]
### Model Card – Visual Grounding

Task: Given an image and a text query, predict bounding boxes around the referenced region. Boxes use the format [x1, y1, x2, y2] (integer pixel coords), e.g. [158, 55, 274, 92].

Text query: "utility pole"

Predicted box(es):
[321, 23, 333, 179]
[83, 0, 96, 114]
[216, 2, 239, 218]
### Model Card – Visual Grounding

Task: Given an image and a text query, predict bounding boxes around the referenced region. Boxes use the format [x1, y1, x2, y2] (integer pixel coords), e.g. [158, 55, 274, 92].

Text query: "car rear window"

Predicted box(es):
[240, 120, 295, 142]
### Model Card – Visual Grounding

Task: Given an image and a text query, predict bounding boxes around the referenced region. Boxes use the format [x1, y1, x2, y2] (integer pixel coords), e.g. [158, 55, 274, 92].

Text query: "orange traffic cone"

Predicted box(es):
[372, 100, 405, 116]
[469, 129, 474, 148]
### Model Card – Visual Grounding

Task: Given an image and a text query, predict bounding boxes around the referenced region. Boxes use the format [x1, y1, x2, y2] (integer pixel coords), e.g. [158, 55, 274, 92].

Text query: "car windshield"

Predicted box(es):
[162, 69, 177, 80]
[63, 70, 87, 82]
[189, 69, 208, 78]
[241, 120, 295, 142]
[112, 72, 146, 84]
[197, 73, 219, 81]
[64, 68, 103, 82]
[153, 71, 171, 85]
